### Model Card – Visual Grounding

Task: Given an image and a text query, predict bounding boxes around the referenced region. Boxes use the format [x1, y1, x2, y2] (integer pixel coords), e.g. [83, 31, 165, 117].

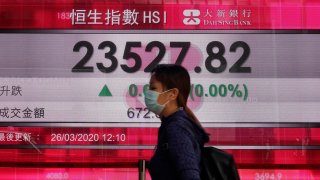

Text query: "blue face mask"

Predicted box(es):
[144, 89, 172, 115]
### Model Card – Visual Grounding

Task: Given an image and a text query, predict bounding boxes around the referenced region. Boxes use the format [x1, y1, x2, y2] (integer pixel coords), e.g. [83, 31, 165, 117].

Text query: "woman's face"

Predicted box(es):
[149, 74, 172, 105]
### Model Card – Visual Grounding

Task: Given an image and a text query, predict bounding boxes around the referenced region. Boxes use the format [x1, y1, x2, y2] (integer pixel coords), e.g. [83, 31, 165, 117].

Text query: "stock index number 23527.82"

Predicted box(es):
[72, 41, 251, 74]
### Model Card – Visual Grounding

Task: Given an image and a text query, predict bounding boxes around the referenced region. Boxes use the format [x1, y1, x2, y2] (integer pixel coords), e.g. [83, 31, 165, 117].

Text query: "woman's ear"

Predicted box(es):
[170, 88, 179, 100]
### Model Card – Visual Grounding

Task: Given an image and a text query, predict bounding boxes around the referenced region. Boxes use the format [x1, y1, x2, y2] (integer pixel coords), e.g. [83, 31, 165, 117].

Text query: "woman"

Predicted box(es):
[144, 64, 209, 180]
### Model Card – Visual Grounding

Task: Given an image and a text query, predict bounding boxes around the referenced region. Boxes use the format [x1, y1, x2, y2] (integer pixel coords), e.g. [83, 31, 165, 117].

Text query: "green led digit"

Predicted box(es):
[195, 84, 204, 97]
[219, 84, 227, 97]
[209, 84, 218, 97]
[128, 84, 138, 97]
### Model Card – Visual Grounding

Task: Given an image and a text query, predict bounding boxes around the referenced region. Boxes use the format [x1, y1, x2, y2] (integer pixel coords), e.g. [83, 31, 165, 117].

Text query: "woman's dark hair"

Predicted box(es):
[151, 64, 203, 128]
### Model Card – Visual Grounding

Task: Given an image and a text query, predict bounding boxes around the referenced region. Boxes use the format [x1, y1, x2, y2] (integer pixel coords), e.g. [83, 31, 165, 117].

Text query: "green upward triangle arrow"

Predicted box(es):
[99, 85, 112, 97]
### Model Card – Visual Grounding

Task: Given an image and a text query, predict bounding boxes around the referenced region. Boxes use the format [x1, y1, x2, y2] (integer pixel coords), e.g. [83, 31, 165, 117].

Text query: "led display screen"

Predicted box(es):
[0, 0, 319, 179]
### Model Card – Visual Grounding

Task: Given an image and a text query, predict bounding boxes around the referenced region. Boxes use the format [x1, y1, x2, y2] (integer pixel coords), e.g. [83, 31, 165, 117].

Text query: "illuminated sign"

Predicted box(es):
[0, 33, 319, 124]
[0, 0, 320, 179]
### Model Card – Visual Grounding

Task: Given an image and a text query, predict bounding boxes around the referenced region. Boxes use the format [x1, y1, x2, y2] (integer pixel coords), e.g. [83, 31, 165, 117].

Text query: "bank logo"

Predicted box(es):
[183, 9, 200, 25]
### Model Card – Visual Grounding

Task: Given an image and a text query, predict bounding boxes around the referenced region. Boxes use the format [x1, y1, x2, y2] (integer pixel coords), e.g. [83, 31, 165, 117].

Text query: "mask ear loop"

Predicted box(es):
[160, 89, 173, 94]
[159, 89, 174, 106]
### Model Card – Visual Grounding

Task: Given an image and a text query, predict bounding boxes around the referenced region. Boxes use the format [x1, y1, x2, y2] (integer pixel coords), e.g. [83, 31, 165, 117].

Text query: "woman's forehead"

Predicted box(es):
[150, 75, 159, 84]
[150, 75, 163, 86]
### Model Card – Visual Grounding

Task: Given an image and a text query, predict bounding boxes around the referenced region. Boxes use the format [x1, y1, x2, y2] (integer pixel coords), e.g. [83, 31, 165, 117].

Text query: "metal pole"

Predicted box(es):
[138, 160, 146, 180]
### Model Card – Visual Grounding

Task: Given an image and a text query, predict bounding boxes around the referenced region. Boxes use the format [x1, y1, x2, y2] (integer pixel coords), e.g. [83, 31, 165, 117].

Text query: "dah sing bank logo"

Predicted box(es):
[183, 9, 201, 25]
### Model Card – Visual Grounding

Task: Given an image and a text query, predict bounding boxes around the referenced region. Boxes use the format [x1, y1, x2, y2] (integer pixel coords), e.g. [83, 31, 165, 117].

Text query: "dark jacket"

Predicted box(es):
[148, 110, 209, 180]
